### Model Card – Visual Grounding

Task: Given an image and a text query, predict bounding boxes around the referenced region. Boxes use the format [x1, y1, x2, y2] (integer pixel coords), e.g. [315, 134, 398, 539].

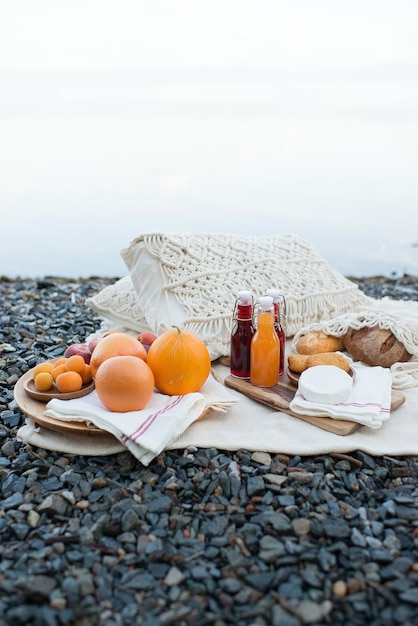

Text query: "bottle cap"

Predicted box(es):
[237, 290, 252, 304]
[258, 295, 273, 311]
[266, 288, 280, 302]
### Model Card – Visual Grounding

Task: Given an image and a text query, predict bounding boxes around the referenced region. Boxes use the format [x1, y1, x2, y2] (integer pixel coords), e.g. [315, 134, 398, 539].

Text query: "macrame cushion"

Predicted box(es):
[120, 232, 372, 360]
[85, 275, 153, 335]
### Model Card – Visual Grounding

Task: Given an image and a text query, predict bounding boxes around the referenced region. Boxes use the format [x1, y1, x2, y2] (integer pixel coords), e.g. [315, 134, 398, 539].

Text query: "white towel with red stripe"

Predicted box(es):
[44, 374, 236, 465]
[289, 366, 393, 429]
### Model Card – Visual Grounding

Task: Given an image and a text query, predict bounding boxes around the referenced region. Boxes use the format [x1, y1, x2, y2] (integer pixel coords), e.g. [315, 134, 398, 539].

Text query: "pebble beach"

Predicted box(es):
[1, 274, 418, 626]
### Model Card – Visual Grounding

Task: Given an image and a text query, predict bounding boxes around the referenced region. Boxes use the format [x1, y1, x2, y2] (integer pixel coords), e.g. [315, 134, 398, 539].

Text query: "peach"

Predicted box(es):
[87, 338, 100, 354]
[138, 332, 157, 346]
[64, 343, 92, 364]
[138, 332, 158, 353]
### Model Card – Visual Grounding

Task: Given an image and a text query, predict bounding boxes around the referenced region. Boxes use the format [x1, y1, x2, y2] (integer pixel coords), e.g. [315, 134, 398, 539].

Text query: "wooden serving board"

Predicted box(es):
[224, 372, 406, 436]
[14, 372, 111, 437]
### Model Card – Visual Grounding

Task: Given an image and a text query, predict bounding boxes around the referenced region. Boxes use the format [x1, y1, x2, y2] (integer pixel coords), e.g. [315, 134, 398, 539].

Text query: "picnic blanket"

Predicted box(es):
[17, 296, 418, 460]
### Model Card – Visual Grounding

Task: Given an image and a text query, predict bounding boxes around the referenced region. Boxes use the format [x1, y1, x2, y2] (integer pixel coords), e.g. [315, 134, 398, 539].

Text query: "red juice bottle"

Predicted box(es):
[230, 290, 255, 379]
[266, 288, 286, 375]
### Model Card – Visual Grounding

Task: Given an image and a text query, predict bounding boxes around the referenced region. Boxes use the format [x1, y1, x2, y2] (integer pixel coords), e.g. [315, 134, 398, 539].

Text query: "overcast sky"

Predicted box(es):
[2, 1, 417, 70]
[1, 1, 418, 277]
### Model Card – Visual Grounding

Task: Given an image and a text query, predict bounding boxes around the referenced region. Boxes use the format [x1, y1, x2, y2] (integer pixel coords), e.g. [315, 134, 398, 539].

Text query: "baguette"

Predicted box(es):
[295, 330, 345, 355]
[288, 351, 351, 374]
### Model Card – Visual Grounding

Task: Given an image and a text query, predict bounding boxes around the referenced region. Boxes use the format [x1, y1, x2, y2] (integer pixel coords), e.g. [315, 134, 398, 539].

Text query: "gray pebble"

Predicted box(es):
[259, 535, 286, 562]
[1, 276, 418, 625]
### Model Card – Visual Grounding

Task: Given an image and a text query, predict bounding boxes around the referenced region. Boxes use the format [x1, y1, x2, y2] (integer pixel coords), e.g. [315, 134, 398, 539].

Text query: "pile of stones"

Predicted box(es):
[1, 275, 418, 626]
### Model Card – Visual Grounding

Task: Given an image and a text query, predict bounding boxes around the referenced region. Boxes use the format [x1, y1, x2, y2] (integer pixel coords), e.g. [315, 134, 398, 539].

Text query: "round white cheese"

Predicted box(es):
[298, 365, 353, 405]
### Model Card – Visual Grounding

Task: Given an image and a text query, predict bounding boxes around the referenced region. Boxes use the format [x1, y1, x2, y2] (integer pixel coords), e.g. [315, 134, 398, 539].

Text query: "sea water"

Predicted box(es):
[2, 214, 417, 279]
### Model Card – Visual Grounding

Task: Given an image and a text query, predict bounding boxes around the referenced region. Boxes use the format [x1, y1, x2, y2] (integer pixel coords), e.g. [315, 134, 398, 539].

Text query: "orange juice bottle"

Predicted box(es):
[250, 296, 280, 387]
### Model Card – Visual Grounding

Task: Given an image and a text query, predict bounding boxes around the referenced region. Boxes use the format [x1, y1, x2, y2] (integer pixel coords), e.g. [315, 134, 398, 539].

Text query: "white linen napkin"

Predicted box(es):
[289, 366, 393, 429]
[44, 373, 236, 465]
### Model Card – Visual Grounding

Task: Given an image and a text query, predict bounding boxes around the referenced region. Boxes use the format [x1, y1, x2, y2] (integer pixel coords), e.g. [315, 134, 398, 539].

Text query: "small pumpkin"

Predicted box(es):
[146, 326, 211, 395]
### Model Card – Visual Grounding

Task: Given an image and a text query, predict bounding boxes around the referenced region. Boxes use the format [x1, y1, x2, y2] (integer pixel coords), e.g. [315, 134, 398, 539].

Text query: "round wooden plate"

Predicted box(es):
[23, 369, 95, 402]
[287, 366, 355, 387]
[14, 369, 110, 437]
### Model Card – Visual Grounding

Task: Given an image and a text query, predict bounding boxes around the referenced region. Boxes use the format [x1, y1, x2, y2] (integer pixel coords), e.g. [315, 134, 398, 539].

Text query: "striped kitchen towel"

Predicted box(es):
[289, 366, 392, 429]
[44, 373, 236, 465]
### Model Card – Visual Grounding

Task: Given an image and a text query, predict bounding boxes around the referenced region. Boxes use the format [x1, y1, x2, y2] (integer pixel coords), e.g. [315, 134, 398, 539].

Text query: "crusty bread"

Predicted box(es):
[288, 352, 351, 374]
[344, 326, 411, 368]
[295, 330, 345, 355]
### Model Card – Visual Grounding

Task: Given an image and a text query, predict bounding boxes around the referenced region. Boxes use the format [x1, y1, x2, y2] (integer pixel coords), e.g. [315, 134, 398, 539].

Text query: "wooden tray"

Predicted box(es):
[224, 371, 406, 436]
[14, 370, 112, 438]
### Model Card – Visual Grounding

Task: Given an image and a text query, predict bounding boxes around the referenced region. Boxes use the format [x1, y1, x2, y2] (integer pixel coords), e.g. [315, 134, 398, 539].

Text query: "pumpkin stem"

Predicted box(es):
[171, 325, 183, 335]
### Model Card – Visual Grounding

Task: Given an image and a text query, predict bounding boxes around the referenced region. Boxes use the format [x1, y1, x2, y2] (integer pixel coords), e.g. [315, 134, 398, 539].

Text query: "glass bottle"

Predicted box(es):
[230, 290, 255, 379]
[250, 296, 280, 387]
[266, 288, 286, 375]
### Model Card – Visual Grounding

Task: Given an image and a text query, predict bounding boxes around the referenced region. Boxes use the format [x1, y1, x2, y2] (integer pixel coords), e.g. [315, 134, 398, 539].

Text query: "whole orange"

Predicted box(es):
[146, 327, 211, 395]
[94, 355, 155, 412]
[90, 332, 147, 377]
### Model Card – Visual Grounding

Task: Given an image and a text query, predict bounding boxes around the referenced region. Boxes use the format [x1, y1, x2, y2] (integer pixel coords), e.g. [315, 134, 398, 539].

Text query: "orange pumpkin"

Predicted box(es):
[146, 327, 211, 395]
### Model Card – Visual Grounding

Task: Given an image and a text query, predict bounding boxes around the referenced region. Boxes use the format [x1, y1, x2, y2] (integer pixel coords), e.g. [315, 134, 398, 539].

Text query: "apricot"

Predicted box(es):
[32, 361, 54, 381]
[54, 357, 68, 368]
[34, 371, 54, 391]
[55, 371, 83, 394]
[66, 354, 87, 374]
[80, 363, 93, 385]
[51, 363, 68, 381]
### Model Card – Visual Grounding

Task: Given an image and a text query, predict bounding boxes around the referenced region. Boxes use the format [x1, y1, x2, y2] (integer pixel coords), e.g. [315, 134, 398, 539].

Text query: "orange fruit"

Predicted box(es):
[34, 371, 54, 391]
[89, 332, 147, 377]
[32, 361, 54, 380]
[146, 327, 211, 395]
[51, 363, 68, 381]
[55, 371, 83, 394]
[66, 354, 87, 374]
[94, 355, 155, 412]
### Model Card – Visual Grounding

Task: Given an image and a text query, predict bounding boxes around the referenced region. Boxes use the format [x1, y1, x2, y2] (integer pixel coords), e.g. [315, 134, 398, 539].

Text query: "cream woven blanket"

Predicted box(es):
[17, 299, 418, 459]
[17, 347, 418, 459]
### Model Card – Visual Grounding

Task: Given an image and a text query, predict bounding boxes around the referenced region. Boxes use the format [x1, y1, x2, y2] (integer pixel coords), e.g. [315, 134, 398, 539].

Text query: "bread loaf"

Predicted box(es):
[295, 330, 345, 355]
[288, 352, 351, 374]
[344, 326, 411, 368]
